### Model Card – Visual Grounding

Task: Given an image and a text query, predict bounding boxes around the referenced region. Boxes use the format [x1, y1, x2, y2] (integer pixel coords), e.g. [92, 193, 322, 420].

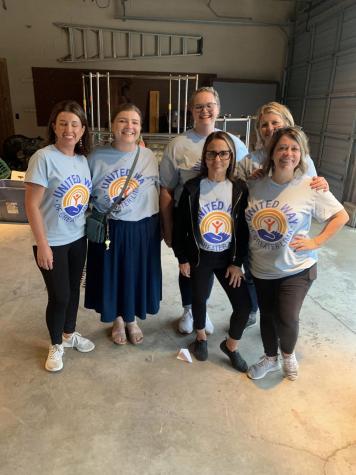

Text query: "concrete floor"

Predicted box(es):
[0, 222, 356, 475]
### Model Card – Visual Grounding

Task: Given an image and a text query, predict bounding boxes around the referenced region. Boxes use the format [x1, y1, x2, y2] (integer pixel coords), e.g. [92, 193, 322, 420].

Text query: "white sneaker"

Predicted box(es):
[62, 332, 95, 352]
[178, 308, 193, 334]
[205, 313, 214, 335]
[247, 355, 281, 380]
[45, 344, 64, 372]
[282, 352, 299, 381]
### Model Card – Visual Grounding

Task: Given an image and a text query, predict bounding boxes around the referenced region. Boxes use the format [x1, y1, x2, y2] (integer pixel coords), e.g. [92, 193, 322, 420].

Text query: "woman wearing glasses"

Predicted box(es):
[172, 131, 251, 369]
[160, 87, 248, 335]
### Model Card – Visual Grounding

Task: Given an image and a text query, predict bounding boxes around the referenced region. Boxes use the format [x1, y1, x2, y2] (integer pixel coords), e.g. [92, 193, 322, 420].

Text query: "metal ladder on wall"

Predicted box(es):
[54, 23, 203, 62]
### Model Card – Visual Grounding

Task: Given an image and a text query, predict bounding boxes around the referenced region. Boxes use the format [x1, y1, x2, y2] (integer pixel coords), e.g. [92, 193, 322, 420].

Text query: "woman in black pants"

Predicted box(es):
[246, 127, 348, 381]
[173, 131, 251, 370]
[25, 101, 95, 372]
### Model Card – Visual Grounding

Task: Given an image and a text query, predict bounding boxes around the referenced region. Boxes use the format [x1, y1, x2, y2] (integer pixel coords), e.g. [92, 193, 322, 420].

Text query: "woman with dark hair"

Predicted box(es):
[246, 127, 348, 381]
[84, 104, 161, 345]
[160, 86, 249, 335]
[173, 131, 251, 368]
[25, 100, 94, 372]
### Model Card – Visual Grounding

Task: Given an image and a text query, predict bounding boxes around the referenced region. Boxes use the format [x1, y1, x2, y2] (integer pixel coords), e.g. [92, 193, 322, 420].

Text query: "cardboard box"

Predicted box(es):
[10, 170, 26, 181]
[0, 179, 27, 223]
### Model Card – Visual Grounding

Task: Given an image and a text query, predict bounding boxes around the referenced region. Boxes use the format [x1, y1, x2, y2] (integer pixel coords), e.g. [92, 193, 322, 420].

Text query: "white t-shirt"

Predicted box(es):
[198, 178, 233, 252]
[237, 149, 317, 181]
[160, 128, 248, 205]
[25, 145, 92, 246]
[246, 175, 344, 279]
[89, 145, 159, 222]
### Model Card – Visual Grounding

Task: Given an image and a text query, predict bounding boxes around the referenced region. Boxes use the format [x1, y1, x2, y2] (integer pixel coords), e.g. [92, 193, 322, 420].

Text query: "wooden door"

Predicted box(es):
[0, 58, 14, 155]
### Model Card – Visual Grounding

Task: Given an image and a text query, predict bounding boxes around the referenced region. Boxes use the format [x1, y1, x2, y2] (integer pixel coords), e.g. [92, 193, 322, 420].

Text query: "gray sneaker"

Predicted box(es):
[62, 332, 95, 352]
[247, 355, 281, 380]
[244, 311, 257, 329]
[282, 352, 299, 381]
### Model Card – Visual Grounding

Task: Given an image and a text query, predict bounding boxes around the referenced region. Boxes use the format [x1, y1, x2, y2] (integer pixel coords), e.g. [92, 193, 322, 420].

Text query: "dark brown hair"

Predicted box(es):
[263, 126, 309, 176]
[200, 131, 236, 180]
[47, 100, 90, 156]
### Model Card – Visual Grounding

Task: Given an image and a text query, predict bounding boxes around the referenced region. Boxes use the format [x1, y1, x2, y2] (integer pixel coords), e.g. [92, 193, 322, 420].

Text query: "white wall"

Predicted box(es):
[0, 0, 293, 136]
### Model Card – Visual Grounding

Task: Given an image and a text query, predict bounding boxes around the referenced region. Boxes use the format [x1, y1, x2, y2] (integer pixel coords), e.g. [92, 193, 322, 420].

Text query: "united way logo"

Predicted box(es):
[200, 211, 232, 244]
[108, 177, 139, 201]
[62, 184, 90, 217]
[252, 208, 287, 243]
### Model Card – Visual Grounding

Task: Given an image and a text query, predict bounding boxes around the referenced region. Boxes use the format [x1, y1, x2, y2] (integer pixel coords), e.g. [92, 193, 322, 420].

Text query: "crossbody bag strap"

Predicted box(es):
[104, 146, 140, 250]
[106, 146, 140, 217]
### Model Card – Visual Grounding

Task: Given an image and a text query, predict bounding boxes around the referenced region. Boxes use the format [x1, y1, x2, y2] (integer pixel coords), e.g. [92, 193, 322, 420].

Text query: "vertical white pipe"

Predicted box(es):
[168, 74, 172, 135]
[183, 75, 188, 132]
[107, 72, 111, 133]
[89, 72, 94, 131]
[177, 75, 181, 134]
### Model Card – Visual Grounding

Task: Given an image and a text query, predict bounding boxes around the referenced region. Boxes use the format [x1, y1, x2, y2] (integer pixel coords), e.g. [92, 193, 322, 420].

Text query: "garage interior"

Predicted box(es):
[0, 1, 356, 474]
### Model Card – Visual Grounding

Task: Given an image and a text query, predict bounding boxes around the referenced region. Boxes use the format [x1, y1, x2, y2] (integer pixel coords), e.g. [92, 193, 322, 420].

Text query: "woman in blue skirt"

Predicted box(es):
[85, 104, 161, 345]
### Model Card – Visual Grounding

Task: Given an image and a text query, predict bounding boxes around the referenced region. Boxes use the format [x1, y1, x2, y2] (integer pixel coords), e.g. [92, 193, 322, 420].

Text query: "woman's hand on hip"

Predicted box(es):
[36, 243, 54, 270]
[290, 235, 319, 251]
[179, 262, 191, 278]
[225, 265, 244, 288]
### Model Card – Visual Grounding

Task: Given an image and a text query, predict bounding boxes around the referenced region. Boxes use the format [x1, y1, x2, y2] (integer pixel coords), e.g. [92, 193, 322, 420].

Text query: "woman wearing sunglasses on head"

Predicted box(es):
[172, 131, 251, 369]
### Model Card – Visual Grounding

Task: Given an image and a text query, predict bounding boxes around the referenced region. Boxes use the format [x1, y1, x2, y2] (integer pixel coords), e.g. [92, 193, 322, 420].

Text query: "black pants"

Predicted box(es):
[190, 250, 251, 340]
[179, 272, 214, 308]
[253, 264, 317, 356]
[34, 237, 87, 345]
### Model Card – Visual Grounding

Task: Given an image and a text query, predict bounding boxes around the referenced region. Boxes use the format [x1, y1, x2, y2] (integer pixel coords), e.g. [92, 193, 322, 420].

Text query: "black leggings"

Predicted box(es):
[34, 237, 87, 345]
[190, 250, 251, 340]
[253, 264, 317, 356]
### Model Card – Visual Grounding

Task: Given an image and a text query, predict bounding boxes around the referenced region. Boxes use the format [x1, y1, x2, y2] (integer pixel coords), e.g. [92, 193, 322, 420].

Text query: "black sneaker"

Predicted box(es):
[194, 339, 208, 361]
[220, 339, 248, 373]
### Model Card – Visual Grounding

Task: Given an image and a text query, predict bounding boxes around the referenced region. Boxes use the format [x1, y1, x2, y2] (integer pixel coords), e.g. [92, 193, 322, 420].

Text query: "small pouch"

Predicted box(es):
[86, 208, 107, 243]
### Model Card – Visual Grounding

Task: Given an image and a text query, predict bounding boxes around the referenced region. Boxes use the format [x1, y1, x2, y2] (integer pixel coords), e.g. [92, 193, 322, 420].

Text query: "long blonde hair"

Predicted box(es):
[255, 102, 295, 148]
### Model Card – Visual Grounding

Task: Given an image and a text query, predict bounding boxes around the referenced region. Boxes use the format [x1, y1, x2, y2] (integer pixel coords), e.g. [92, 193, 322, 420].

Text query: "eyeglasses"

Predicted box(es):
[193, 102, 217, 111]
[205, 150, 231, 160]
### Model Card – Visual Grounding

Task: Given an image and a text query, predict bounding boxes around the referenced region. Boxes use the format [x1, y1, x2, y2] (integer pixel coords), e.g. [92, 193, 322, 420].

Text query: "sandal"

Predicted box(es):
[112, 317, 127, 345]
[126, 320, 143, 345]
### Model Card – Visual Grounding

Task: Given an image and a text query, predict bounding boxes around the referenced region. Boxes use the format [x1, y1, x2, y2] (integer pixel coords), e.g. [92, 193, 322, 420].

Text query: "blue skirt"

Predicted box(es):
[85, 214, 162, 322]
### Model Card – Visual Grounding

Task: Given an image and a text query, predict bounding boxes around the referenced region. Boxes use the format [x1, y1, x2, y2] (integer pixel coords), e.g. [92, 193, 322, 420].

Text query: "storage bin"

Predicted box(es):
[0, 179, 27, 223]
